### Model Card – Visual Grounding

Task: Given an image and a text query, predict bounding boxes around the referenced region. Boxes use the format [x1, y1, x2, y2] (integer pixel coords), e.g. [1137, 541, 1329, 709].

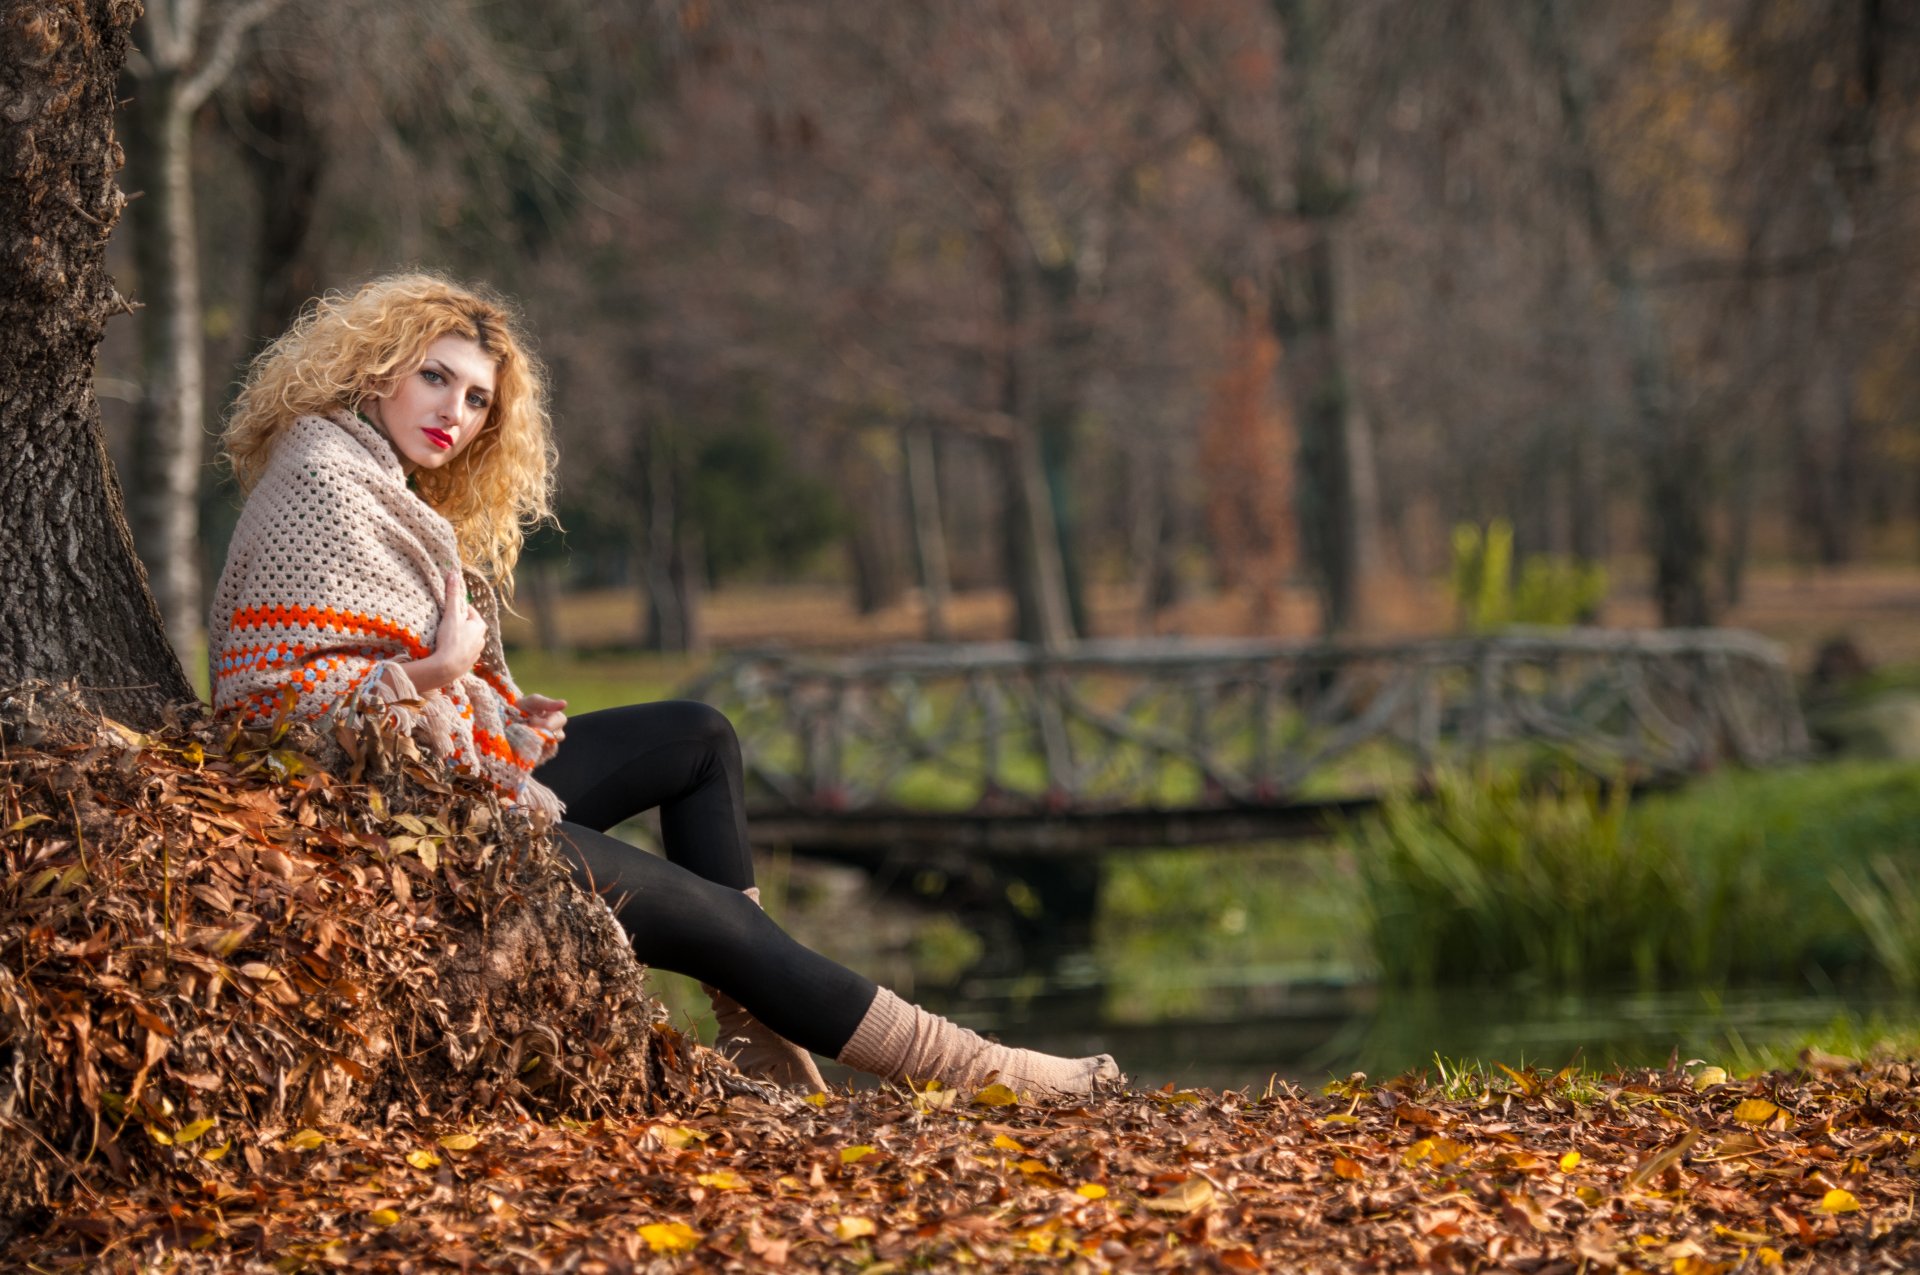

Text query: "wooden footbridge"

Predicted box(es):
[684, 629, 1808, 864]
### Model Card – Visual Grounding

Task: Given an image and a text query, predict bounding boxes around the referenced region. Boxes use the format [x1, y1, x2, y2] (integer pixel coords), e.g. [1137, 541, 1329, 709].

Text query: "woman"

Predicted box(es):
[210, 272, 1119, 1099]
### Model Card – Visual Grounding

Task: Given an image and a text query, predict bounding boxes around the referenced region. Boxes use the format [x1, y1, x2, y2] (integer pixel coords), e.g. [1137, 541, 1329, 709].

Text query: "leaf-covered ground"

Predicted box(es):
[11, 1054, 1920, 1272]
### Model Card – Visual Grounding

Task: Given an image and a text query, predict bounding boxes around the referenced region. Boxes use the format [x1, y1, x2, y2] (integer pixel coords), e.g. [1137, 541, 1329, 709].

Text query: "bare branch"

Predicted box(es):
[177, 0, 288, 115]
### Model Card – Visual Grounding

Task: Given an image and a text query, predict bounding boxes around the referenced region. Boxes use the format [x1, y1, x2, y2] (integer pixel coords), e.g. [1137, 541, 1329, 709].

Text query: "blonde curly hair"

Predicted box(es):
[224, 272, 556, 592]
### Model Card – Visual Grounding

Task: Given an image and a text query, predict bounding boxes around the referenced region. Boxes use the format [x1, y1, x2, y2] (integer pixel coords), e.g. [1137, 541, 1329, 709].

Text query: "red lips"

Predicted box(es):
[423, 427, 453, 450]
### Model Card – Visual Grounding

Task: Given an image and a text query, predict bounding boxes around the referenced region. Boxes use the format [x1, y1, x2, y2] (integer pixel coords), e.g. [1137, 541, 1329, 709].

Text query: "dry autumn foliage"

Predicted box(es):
[6, 686, 1920, 1270]
[0, 683, 756, 1233]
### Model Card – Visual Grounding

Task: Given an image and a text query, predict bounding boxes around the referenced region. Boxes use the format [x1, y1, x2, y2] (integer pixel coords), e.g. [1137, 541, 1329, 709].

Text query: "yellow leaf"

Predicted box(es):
[696, 1170, 746, 1191]
[200, 1141, 230, 1162]
[438, 1133, 479, 1151]
[368, 1209, 400, 1227]
[1671, 1258, 1732, 1275]
[1332, 1156, 1365, 1180]
[1820, 1189, 1861, 1214]
[1691, 1066, 1729, 1092]
[991, 1133, 1025, 1152]
[146, 1125, 173, 1146]
[1711, 1224, 1769, 1244]
[180, 742, 205, 765]
[833, 1216, 877, 1241]
[6, 813, 52, 833]
[638, 1222, 701, 1254]
[1012, 1158, 1048, 1174]
[176, 1118, 217, 1144]
[1402, 1138, 1436, 1167]
[1576, 1186, 1605, 1207]
[286, 1128, 326, 1151]
[841, 1145, 876, 1164]
[656, 1125, 706, 1149]
[1732, 1098, 1779, 1124]
[972, 1082, 1020, 1107]
[1756, 1248, 1783, 1268]
[1143, 1176, 1216, 1214]
[776, 1175, 805, 1192]
[805, 1091, 831, 1107]
[1429, 1138, 1471, 1167]
[405, 1150, 440, 1171]
[1560, 1151, 1582, 1172]
[1075, 1183, 1108, 1199]
[1321, 1113, 1359, 1126]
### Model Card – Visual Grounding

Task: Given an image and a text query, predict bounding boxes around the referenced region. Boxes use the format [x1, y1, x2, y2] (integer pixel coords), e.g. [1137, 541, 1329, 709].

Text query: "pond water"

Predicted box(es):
[736, 848, 1920, 1093]
[913, 976, 1920, 1093]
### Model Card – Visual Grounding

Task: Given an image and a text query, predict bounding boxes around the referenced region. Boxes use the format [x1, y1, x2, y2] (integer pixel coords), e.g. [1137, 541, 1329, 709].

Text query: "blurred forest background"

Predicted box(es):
[98, 0, 1920, 672]
[71, 0, 1920, 1087]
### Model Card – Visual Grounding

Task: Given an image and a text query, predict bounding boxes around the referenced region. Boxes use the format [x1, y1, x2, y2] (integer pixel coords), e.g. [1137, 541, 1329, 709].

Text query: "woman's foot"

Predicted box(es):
[706, 985, 829, 1091]
[702, 887, 828, 1091]
[836, 987, 1121, 1099]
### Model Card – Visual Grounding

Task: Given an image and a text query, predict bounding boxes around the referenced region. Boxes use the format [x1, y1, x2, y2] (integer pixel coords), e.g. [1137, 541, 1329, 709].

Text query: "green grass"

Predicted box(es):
[1341, 760, 1920, 991]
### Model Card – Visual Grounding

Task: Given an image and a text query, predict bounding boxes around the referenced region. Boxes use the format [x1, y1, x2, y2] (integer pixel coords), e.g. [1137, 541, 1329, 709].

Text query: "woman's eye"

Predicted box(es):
[467, 394, 487, 409]
[421, 368, 443, 384]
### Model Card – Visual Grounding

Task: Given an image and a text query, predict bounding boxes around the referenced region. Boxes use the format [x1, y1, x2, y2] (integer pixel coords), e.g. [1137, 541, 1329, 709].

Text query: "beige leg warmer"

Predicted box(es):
[703, 888, 828, 1092]
[835, 986, 1121, 1099]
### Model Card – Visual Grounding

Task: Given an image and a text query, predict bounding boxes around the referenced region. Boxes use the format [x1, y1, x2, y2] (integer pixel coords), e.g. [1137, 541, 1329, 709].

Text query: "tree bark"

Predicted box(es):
[0, 0, 195, 728]
[996, 247, 1076, 650]
[1544, 0, 1712, 627]
[902, 422, 952, 642]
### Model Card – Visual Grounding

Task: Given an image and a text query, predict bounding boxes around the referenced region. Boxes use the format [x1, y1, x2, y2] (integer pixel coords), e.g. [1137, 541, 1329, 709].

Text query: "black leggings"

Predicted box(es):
[531, 700, 878, 1056]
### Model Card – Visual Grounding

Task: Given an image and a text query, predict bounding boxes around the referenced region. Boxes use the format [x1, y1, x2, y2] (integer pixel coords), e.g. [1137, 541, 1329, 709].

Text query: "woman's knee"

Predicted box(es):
[663, 699, 742, 764]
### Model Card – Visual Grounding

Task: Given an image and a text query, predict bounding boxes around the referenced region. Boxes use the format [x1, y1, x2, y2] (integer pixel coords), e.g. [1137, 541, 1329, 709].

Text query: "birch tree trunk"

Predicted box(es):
[122, 59, 205, 664]
[0, 0, 195, 728]
[903, 423, 953, 642]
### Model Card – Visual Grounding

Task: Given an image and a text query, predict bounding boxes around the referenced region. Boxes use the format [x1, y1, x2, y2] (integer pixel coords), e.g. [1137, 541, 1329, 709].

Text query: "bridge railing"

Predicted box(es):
[681, 630, 1808, 817]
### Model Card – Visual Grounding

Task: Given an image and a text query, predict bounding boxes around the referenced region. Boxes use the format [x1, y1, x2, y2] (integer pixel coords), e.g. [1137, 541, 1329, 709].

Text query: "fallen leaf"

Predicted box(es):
[405, 1150, 440, 1171]
[638, 1222, 701, 1254]
[698, 1170, 747, 1191]
[438, 1133, 479, 1152]
[840, 1145, 876, 1165]
[833, 1216, 877, 1241]
[1732, 1098, 1779, 1124]
[1075, 1183, 1108, 1199]
[1143, 1176, 1216, 1214]
[1820, 1189, 1860, 1214]
[285, 1129, 326, 1151]
[972, 1083, 1020, 1107]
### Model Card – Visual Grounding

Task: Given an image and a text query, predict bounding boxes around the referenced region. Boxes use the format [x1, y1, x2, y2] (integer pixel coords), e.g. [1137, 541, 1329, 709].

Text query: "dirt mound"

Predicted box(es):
[0, 684, 731, 1233]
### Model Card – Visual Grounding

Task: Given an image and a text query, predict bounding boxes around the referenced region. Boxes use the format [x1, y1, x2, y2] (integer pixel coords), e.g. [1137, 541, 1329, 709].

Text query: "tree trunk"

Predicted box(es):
[1271, 229, 1375, 635]
[996, 248, 1076, 650]
[1544, 0, 1712, 627]
[0, 0, 195, 728]
[122, 54, 206, 664]
[635, 421, 702, 653]
[903, 422, 953, 642]
[239, 73, 325, 346]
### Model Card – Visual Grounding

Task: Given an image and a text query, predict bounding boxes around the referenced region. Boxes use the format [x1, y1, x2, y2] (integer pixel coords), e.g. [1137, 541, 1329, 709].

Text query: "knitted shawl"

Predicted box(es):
[208, 411, 562, 821]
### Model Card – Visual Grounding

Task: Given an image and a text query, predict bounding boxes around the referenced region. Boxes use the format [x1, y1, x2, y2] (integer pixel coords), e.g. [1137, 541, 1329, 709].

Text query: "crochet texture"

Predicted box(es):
[208, 411, 561, 819]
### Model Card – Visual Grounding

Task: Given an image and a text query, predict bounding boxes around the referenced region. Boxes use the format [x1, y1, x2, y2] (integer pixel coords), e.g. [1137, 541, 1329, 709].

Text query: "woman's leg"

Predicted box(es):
[555, 820, 876, 1054]
[554, 822, 1119, 1096]
[535, 701, 754, 890]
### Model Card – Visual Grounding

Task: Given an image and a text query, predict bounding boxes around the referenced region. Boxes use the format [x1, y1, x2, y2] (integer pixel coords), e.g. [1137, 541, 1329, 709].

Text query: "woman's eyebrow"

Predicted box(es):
[425, 358, 493, 395]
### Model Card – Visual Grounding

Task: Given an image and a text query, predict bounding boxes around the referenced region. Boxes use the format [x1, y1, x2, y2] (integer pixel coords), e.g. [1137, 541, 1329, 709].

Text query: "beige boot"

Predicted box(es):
[703, 888, 828, 1092]
[836, 987, 1121, 1099]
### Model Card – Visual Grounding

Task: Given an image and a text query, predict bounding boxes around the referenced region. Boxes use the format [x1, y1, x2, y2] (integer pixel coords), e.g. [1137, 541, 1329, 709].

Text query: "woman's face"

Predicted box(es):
[362, 334, 497, 473]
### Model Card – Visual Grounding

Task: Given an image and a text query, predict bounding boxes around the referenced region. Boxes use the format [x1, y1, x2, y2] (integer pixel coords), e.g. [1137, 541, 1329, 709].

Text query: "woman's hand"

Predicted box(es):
[519, 693, 569, 738]
[406, 571, 490, 693]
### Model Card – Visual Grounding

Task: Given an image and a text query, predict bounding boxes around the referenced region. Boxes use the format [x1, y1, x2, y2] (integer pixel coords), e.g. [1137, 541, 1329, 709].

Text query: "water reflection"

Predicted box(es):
[919, 976, 1920, 1092]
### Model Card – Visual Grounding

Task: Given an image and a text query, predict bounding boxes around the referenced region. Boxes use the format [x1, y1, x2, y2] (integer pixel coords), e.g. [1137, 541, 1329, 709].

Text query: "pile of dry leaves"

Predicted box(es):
[9, 1053, 1920, 1270]
[0, 684, 732, 1232]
